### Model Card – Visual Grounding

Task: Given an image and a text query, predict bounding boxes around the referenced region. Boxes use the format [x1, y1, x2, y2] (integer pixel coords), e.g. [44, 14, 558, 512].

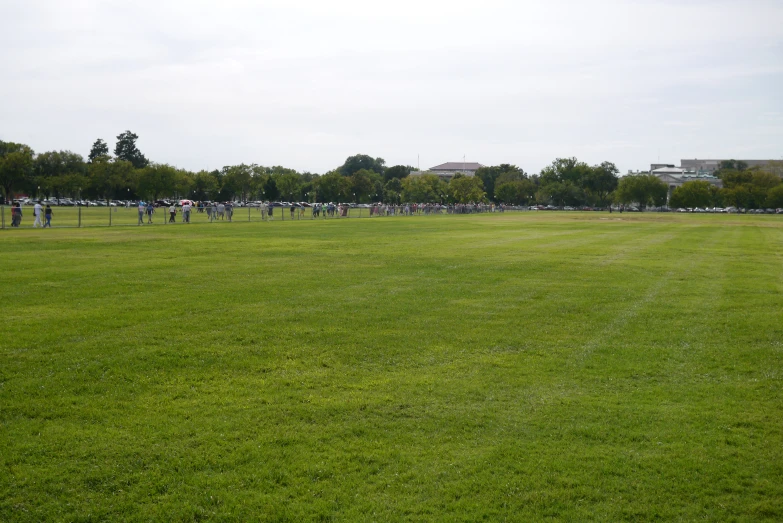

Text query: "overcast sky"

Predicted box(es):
[2, 0, 782, 174]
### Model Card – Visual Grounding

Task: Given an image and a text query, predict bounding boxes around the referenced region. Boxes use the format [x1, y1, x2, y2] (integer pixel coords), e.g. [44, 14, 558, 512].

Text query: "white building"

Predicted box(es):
[652, 168, 723, 201]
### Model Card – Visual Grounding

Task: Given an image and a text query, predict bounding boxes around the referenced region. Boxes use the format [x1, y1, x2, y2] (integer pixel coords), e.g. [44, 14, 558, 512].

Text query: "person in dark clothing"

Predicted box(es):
[11, 203, 22, 227]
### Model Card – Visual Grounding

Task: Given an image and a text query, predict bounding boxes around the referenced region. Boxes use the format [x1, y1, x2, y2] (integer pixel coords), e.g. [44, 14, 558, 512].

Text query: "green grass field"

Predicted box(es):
[1, 212, 782, 521]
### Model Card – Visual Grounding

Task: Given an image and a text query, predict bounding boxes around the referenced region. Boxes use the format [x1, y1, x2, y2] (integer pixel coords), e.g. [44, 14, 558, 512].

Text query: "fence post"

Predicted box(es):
[78, 206, 82, 228]
[109, 204, 112, 226]
[248, 205, 251, 222]
[1, 205, 4, 229]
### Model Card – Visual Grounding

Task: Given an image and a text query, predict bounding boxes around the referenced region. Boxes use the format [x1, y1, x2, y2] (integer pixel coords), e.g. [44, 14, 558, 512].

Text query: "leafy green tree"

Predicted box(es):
[765, 185, 783, 208]
[174, 169, 195, 200]
[87, 158, 135, 200]
[276, 172, 302, 202]
[223, 164, 254, 201]
[495, 182, 521, 204]
[192, 170, 220, 201]
[615, 174, 667, 208]
[262, 175, 280, 201]
[721, 186, 752, 210]
[34, 151, 87, 198]
[583, 161, 619, 206]
[350, 169, 378, 202]
[137, 163, 177, 201]
[748, 185, 770, 210]
[316, 171, 350, 202]
[401, 175, 445, 203]
[300, 181, 315, 202]
[719, 160, 748, 172]
[0, 141, 34, 203]
[719, 169, 753, 188]
[709, 185, 723, 208]
[762, 160, 783, 179]
[384, 177, 403, 204]
[338, 154, 385, 177]
[539, 157, 592, 186]
[537, 157, 595, 206]
[536, 181, 582, 207]
[717, 167, 780, 209]
[495, 179, 536, 205]
[114, 131, 149, 169]
[750, 171, 781, 190]
[475, 164, 524, 203]
[449, 174, 486, 203]
[384, 165, 411, 181]
[669, 181, 713, 209]
[88, 139, 110, 163]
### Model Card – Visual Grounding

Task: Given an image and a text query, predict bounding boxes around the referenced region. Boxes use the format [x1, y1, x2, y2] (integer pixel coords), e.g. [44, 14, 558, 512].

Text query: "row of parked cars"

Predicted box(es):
[14, 198, 116, 207]
[529, 205, 611, 211]
[674, 207, 783, 214]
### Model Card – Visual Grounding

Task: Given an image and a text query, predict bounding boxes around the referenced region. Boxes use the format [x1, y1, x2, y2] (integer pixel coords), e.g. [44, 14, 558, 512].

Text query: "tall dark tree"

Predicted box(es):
[262, 175, 280, 201]
[615, 174, 667, 209]
[88, 139, 110, 163]
[669, 181, 713, 209]
[384, 165, 411, 181]
[338, 154, 385, 177]
[0, 141, 35, 203]
[583, 161, 619, 206]
[114, 131, 149, 169]
[137, 163, 176, 201]
[33, 150, 88, 198]
[87, 158, 135, 200]
[475, 164, 524, 202]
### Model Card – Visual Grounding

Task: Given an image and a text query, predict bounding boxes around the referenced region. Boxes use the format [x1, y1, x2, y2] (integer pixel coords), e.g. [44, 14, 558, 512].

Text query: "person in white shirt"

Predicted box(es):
[33, 201, 43, 227]
[169, 204, 176, 223]
[183, 202, 192, 223]
[138, 202, 145, 225]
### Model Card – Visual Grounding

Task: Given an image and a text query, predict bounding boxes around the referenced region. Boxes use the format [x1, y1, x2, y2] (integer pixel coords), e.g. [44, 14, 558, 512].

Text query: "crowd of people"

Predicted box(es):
[8, 201, 54, 228]
[4, 200, 513, 228]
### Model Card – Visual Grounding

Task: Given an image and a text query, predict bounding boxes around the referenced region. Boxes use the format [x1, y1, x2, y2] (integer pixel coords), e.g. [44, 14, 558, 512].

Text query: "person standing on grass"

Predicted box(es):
[138, 202, 145, 225]
[33, 201, 43, 227]
[146, 202, 154, 223]
[216, 202, 225, 220]
[44, 204, 53, 227]
[169, 203, 177, 223]
[11, 202, 22, 227]
[183, 202, 192, 223]
[226, 202, 233, 222]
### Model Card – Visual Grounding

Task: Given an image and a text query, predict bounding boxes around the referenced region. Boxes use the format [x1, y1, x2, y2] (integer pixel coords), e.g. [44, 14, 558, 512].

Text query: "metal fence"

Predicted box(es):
[0, 204, 525, 230]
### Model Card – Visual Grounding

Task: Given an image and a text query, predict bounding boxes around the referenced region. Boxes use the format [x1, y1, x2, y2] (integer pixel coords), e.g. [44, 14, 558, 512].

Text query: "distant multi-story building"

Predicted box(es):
[652, 167, 723, 193]
[679, 159, 776, 174]
[409, 161, 485, 180]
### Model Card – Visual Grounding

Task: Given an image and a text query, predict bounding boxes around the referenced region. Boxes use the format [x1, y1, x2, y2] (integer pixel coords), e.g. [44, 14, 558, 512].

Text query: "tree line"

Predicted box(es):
[668, 162, 783, 209]
[1, 132, 780, 207]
